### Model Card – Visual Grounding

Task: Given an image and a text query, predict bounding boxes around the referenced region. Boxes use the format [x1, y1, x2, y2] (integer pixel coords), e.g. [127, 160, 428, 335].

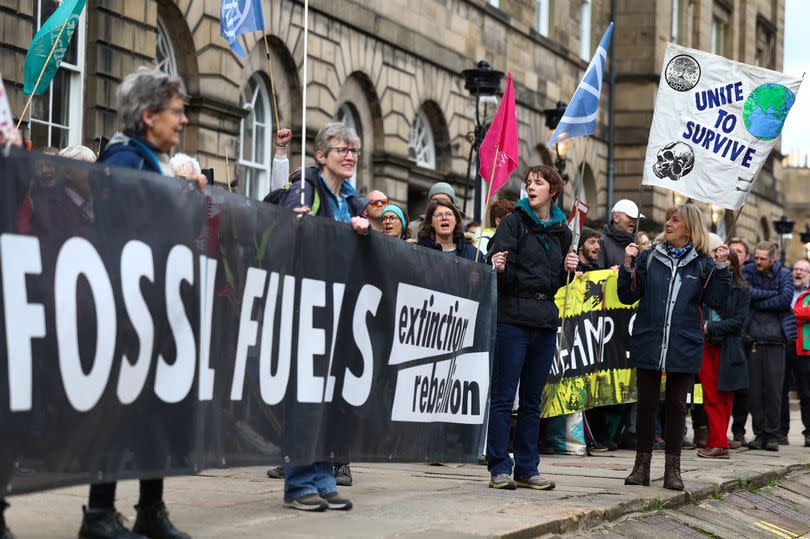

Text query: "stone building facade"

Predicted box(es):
[0, 0, 788, 237]
[782, 164, 810, 263]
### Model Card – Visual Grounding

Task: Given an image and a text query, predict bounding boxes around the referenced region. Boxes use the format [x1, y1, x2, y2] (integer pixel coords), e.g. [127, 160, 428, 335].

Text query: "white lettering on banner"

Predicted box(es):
[198, 256, 218, 401]
[117, 241, 155, 405]
[55, 237, 117, 413]
[344, 284, 381, 406]
[390, 283, 478, 365]
[390, 353, 488, 424]
[231, 267, 267, 400]
[258, 273, 293, 406]
[1, 235, 46, 412]
[154, 245, 196, 403]
[298, 278, 327, 403]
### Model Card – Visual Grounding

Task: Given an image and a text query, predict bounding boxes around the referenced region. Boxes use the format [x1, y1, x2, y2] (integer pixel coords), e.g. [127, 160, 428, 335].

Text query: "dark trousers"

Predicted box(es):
[487, 323, 556, 478]
[89, 479, 163, 510]
[731, 388, 748, 436]
[635, 369, 693, 456]
[781, 342, 810, 436]
[748, 343, 786, 438]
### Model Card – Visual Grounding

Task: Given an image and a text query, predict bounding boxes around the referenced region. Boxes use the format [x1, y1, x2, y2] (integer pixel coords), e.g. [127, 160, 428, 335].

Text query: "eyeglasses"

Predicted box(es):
[794, 267, 810, 273]
[329, 147, 361, 157]
[369, 198, 388, 208]
[163, 106, 186, 119]
[381, 215, 400, 223]
[432, 211, 455, 220]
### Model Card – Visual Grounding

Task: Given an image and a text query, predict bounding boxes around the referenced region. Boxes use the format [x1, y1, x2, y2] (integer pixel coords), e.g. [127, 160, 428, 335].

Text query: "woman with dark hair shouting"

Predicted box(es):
[417, 199, 482, 261]
[619, 203, 730, 491]
[486, 165, 578, 491]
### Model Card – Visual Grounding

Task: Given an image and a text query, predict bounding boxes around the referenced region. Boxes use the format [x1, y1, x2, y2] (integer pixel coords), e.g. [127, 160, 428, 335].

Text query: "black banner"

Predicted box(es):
[0, 150, 496, 495]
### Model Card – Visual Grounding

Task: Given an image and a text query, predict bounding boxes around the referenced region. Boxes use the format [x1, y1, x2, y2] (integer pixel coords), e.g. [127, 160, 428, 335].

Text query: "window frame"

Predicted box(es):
[335, 102, 361, 188]
[239, 75, 273, 200]
[155, 16, 179, 79]
[536, 0, 550, 37]
[409, 109, 436, 170]
[579, 0, 592, 60]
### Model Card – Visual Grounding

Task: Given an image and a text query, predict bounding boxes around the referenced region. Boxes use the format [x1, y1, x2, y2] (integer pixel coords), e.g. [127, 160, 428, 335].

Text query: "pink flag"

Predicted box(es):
[479, 73, 519, 199]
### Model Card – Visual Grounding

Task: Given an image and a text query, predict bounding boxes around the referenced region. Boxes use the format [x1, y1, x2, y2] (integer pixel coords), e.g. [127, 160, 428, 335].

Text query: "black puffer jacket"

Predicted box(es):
[488, 202, 572, 330]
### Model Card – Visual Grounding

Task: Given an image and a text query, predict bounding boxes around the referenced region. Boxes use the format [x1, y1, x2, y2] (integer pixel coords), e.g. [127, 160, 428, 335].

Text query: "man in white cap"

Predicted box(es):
[597, 199, 645, 269]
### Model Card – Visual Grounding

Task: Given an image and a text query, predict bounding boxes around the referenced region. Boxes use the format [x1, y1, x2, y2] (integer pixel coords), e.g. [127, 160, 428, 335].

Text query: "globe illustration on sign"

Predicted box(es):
[743, 83, 795, 141]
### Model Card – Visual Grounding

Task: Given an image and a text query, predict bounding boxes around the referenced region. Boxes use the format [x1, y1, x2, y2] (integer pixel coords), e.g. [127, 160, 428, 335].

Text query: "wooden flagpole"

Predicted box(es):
[16, 17, 71, 130]
[475, 146, 499, 264]
[225, 146, 233, 192]
[299, 0, 310, 209]
[262, 34, 280, 131]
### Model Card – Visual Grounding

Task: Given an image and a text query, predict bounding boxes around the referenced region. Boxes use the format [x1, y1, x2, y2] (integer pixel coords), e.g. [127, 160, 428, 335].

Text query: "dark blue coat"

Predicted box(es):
[741, 259, 795, 341]
[416, 235, 484, 263]
[272, 166, 366, 220]
[706, 284, 751, 392]
[617, 244, 731, 374]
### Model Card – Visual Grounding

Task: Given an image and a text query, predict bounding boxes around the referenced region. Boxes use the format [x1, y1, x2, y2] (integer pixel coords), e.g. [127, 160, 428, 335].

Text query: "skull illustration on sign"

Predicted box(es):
[652, 142, 695, 182]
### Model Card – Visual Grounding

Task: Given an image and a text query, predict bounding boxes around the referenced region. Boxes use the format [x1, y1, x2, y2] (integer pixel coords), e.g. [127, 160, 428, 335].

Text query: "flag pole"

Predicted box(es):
[262, 34, 281, 131]
[225, 145, 233, 192]
[16, 17, 71, 130]
[298, 0, 310, 209]
[475, 146, 499, 263]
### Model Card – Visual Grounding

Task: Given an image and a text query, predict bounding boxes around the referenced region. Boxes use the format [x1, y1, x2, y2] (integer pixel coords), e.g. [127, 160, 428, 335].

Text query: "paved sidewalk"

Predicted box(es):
[6, 420, 810, 538]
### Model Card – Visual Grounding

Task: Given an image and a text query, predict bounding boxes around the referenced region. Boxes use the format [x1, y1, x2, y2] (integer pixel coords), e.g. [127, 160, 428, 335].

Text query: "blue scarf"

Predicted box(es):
[664, 241, 693, 259]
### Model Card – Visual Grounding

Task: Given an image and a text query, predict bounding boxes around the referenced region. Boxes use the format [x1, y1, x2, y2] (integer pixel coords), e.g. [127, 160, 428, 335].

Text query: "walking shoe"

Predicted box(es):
[321, 492, 353, 510]
[605, 440, 618, 451]
[728, 437, 743, 449]
[697, 447, 729, 459]
[515, 475, 555, 490]
[733, 432, 746, 446]
[764, 437, 779, 451]
[132, 502, 190, 539]
[284, 494, 328, 511]
[748, 436, 766, 450]
[778, 434, 789, 446]
[681, 438, 696, 450]
[488, 473, 516, 490]
[693, 426, 708, 448]
[653, 436, 665, 451]
[590, 441, 609, 452]
[805, 434, 810, 448]
[79, 506, 146, 539]
[334, 464, 353, 487]
[266, 466, 284, 479]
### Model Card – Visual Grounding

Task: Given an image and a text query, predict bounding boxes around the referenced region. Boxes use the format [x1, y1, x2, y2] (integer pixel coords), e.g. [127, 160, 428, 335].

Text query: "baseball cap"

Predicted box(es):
[611, 199, 645, 219]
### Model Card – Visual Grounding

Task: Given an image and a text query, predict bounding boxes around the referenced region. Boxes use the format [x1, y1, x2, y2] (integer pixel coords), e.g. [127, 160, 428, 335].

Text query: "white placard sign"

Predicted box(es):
[642, 43, 803, 209]
[0, 74, 14, 137]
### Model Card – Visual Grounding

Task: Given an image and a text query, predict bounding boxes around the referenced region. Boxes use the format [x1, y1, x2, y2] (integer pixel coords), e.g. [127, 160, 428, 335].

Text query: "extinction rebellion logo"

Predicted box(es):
[388, 283, 488, 425]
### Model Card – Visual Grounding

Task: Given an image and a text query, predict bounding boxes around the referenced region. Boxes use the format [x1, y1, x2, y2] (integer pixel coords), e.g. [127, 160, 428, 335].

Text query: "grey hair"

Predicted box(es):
[170, 152, 201, 177]
[116, 67, 187, 135]
[58, 145, 97, 163]
[314, 122, 360, 157]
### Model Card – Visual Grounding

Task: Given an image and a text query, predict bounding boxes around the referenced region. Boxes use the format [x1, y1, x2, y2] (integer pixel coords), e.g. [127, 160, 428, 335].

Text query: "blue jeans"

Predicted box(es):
[283, 462, 336, 501]
[486, 323, 556, 478]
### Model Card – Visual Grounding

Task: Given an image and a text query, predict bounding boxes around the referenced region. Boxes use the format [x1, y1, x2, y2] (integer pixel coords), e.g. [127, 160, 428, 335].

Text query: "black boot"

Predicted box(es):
[334, 464, 352, 487]
[624, 452, 652, 486]
[79, 506, 146, 539]
[663, 453, 684, 491]
[132, 502, 190, 539]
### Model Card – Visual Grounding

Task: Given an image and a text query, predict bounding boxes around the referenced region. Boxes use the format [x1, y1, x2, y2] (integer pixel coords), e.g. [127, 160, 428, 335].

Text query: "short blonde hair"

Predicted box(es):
[58, 145, 97, 163]
[655, 203, 709, 255]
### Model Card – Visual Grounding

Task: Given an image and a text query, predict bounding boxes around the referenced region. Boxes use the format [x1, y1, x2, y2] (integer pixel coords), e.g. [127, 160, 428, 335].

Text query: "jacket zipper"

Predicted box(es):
[658, 257, 679, 371]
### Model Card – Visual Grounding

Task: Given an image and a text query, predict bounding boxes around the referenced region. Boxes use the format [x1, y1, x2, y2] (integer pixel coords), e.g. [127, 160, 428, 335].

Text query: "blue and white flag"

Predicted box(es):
[547, 22, 614, 146]
[220, 0, 264, 57]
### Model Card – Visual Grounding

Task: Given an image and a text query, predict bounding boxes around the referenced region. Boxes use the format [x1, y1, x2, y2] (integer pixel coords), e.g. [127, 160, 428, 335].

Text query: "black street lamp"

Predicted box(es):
[461, 60, 504, 222]
[543, 101, 570, 208]
[772, 215, 795, 265]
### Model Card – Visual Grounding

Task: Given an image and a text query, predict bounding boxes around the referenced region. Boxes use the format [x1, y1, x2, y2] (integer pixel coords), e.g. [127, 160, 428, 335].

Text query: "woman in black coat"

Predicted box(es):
[416, 200, 483, 261]
[617, 203, 730, 491]
[697, 249, 751, 459]
[485, 165, 578, 491]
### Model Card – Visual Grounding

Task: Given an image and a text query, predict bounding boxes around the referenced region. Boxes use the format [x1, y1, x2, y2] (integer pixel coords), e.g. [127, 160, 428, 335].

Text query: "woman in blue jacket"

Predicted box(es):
[618, 203, 730, 491]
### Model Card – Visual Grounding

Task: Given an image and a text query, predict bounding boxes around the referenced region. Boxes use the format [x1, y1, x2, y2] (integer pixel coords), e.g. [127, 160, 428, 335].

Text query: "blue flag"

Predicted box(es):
[220, 0, 265, 58]
[547, 22, 614, 146]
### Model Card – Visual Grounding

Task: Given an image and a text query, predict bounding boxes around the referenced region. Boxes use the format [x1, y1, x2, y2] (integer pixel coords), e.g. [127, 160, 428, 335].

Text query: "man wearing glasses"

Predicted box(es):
[362, 190, 389, 233]
[780, 258, 810, 446]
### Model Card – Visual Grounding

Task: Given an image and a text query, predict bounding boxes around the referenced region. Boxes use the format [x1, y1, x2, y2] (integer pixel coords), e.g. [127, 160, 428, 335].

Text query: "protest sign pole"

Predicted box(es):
[262, 35, 281, 131]
[475, 146, 499, 263]
[299, 0, 310, 209]
[16, 17, 70, 130]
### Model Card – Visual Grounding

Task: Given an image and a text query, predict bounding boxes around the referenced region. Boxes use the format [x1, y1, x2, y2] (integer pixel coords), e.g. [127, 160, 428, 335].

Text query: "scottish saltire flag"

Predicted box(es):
[220, 0, 264, 57]
[23, 0, 87, 95]
[547, 22, 614, 146]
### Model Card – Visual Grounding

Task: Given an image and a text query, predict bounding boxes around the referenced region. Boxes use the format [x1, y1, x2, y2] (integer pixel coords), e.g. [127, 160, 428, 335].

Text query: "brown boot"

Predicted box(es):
[663, 453, 684, 491]
[624, 452, 651, 486]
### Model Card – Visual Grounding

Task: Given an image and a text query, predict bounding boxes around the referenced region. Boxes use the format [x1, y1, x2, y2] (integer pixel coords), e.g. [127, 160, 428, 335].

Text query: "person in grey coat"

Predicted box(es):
[617, 203, 730, 491]
[697, 249, 751, 459]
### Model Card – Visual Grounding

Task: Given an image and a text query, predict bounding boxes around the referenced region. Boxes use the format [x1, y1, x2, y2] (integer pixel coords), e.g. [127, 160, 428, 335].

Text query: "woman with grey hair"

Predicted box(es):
[82, 67, 193, 539]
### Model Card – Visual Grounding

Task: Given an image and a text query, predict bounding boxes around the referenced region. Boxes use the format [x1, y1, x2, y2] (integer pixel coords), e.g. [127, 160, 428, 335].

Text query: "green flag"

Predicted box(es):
[23, 0, 87, 95]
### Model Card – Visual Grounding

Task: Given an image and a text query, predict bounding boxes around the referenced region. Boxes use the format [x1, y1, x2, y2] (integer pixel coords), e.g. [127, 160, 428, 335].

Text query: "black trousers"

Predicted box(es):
[635, 369, 693, 455]
[748, 343, 786, 438]
[89, 479, 163, 510]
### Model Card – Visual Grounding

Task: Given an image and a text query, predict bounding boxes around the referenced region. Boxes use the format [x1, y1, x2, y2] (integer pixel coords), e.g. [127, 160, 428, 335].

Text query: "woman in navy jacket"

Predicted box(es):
[617, 203, 730, 491]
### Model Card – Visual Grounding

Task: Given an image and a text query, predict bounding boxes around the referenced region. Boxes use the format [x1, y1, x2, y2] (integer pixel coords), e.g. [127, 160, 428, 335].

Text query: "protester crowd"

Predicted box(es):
[2, 67, 810, 539]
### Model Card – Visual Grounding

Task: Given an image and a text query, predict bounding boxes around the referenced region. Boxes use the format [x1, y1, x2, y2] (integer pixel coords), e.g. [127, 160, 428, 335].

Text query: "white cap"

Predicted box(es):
[612, 199, 645, 219]
[707, 232, 723, 253]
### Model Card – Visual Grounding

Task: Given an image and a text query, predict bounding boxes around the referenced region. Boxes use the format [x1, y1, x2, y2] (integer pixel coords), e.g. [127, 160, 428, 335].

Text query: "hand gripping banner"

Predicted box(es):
[0, 149, 496, 495]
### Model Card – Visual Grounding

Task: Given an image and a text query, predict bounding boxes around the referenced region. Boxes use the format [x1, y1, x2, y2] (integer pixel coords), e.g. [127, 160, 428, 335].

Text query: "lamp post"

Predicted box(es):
[461, 60, 504, 222]
[543, 101, 570, 208]
[772, 215, 795, 265]
[800, 224, 810, 260]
